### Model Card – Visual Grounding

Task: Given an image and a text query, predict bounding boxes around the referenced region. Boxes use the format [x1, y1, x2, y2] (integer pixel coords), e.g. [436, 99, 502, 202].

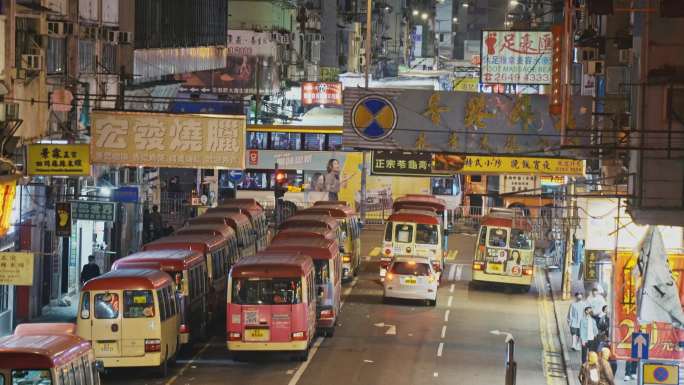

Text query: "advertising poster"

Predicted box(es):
[612, 251, 684, 360]
[481, 30, 553, 85]
[301, 82, 343, 106]
[0, 252, 34, 286]
[175, 56, 279, 95]
[55, 202, 72, 237]
[91, 111, 246, 169]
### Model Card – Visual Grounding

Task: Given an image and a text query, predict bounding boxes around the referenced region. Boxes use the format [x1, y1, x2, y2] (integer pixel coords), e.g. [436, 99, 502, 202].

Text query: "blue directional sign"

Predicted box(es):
[228, 170, 244, 183]
[631, 332, 650, 360]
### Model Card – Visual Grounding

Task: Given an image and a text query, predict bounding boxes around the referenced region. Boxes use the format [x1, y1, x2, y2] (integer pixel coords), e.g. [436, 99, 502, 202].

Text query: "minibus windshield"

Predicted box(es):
[11, 369, 52, 385]
[123, 290, 155, 318]
[416, 224, 439, 245]
[232, 278, 302, 305]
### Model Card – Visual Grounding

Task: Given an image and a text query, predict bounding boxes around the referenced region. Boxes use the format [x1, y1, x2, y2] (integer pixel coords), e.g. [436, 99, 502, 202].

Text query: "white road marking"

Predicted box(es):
[444, 309, 450, 322]
[437, 342, 444, 357]
[455, 264, 463, 281]
[433, 372, 439, 377]
[287, 337, 324, 385]
[447, 296, 453, 307]
[164, 337, 214, 385]
[363, 359, 374, 363]
[286, 370, 295, 375]
[449, 283, 455, 293]
[441, 325, 447, 339]
[448, 264, 457, 281]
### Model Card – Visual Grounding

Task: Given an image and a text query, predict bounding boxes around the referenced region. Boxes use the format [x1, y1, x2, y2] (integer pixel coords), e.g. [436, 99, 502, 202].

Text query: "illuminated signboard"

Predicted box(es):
[481, 30, 553, 85]
[301, 82, 343, 106]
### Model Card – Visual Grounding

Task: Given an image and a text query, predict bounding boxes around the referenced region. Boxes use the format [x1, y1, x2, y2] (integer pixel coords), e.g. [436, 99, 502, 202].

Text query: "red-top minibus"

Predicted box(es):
[143, 233, 239, 323]
[188, 212, 257, 258]
[175, 223, 235, 239]
[272, 227, 337, 242]
[227, 252, 316, 361]
[267, 237, 342, 336]
[112, 250, 208, 345]
[0, 323, 101, 385]
[216, 198, 270, 251]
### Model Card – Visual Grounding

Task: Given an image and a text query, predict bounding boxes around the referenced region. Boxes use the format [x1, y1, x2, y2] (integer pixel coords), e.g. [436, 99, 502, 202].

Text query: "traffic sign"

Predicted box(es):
[642, 362, 679, 385]
[228, 170, 244, 183]
[631, 332, 650, 360]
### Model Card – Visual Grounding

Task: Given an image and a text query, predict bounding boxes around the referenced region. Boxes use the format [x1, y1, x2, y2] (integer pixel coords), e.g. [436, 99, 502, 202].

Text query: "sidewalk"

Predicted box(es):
[31, 293, 78, 324]
[546, 266, 633, 385]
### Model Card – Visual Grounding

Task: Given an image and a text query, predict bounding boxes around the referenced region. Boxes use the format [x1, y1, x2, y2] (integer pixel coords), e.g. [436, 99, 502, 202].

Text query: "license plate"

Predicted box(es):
[245, 328, 270, 341]
[98, 342, 118, 354]
[401, 277, 417, 285]
[486, 262, 503, 274]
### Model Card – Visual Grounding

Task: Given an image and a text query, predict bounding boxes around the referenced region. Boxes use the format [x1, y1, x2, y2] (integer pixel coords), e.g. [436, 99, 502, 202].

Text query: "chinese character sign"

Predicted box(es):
[612, 251, 684, 361]
[0, 252, 34, 286]
[26, 144, 90, 176]
[481, 30, 553, 85]
[301, 82, 343, 106]
[371, 150, 433, 176]
[91, 111, 246, 169]
[71, 201, 116, 222]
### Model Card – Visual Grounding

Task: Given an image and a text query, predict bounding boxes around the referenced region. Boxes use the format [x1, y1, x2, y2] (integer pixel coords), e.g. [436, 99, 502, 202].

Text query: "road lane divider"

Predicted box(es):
[447, 296, 453, 307]
[449, 283, 455, 293]
[164, 337, 214, 385]
[441, 325, 447, 339]
[444, 310, 450, 322]
[437, 342, 444, 357]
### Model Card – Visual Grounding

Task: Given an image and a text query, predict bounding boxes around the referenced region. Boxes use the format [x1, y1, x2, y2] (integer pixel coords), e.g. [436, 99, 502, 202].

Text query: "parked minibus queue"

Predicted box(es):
[111, 250, 209, 346]
[187, 211, 257, 258]
[0, 323, 102, 385]
[298, 203, 362, 280]
[78, 269, 180, 376]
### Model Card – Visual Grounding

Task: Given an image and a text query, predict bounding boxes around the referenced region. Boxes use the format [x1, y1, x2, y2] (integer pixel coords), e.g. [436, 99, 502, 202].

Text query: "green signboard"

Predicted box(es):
[71, 201, 115, 221]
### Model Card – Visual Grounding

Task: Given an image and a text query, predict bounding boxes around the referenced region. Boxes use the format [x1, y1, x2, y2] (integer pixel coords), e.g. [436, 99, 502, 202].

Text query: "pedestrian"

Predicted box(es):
[600, 346, 617, 380]
[567, 292, 585, 351]
[624, 360, 638, 381]
[150, 204, 163, 239]
[579, 351, 602, 385]
[580, 305, 599, 363]
[588, 287, 607, 321]
[142, 208, 151, 243]
[80, 255, 101, 285]
[596, 305, 610, 341]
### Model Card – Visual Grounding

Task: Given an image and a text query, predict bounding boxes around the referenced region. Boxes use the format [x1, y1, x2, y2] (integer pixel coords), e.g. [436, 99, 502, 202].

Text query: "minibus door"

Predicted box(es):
[91, 290, 123, 358]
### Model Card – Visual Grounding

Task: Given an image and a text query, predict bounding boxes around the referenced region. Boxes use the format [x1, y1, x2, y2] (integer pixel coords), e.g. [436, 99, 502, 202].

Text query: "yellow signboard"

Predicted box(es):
[0, 252, 34, 286]
[26, 144, 90, 176]
[452, 77, 480, 92]
[91, 111, 246, 169]
[643, 362, 679, 385]
[462, 156, 585, 176]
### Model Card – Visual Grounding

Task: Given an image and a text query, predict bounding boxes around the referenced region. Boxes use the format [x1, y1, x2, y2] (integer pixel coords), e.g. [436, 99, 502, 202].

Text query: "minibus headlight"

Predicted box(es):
[144, 339, 161, 352]
[342, 255, 351, 263]
[292, 331, 307, 340]
[386, 273, 394, 281]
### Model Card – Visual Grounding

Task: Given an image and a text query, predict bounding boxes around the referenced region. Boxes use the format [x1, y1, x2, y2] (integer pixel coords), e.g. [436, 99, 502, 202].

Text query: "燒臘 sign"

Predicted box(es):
[26, 144, 90, 176]
[461, 156, 585, 175]
[481, 30, 553, 85]
[301, 82, 343, 106]
[91, 111, 246, 169]
[371, 150, 433, 176]
[55, 202, 72, 237]
[0, 252, 34, 286]
[71, 201, 115, 221]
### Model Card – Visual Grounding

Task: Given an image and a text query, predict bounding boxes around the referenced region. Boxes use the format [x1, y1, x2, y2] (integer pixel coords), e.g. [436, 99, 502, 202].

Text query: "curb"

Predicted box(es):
[544, 268, 577, 385]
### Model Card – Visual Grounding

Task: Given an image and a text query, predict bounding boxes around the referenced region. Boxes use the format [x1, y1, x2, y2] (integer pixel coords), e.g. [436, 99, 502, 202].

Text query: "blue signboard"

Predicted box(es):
[631, 332, 650, 360]
[228, 170, 244, 183]
[112, 187, 139, 203]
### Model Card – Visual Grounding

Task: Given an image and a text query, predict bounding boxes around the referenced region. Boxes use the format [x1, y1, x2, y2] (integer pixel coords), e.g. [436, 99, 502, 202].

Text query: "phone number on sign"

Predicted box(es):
[482, 72, 550, 83]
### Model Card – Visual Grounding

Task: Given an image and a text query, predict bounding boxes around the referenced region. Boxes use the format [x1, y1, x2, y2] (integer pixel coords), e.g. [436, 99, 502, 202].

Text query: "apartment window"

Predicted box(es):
[46, 37, 65, 74]
[327, 134, 342, 150]
[101, 43, 117, 74]
[78, 40, 95, 73]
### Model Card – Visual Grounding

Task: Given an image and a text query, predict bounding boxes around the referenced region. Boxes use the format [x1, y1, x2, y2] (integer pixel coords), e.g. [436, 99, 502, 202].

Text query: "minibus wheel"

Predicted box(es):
[520, 285, 531, 293]
[157, 351, 168, 377]
[296, 346, 310, 362]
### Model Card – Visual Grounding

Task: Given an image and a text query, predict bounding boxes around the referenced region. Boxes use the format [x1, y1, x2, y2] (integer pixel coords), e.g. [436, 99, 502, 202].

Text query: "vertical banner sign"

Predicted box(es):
[549, 25, 563, 115]
[480, 30, 553, 84]
[612, 251, 684, 360]
[0, 176, 17, 236]
[0, 252, 35, 285]
[55, 202, 72, 237]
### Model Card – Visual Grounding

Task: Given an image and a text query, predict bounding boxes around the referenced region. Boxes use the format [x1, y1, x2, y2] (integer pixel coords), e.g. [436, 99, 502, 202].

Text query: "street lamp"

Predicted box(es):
[490, 330, 516, 385]
[421, 12, 429, 20]
[509, 0, 520, 5]
[413, 9, 419, 15]
[462, 2, 469, 7]
[452, 17, 458, 23]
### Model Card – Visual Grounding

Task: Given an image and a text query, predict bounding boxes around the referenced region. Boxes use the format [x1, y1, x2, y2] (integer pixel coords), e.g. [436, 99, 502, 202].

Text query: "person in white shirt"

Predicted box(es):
[580, 306, 599, 363]
[567, 292, 586, 351]
[588, 287, 607, 320]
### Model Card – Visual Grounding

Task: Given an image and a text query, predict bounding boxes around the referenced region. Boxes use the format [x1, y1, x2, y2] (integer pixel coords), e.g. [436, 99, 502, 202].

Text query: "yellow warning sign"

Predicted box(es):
[643, 362, 679, 385]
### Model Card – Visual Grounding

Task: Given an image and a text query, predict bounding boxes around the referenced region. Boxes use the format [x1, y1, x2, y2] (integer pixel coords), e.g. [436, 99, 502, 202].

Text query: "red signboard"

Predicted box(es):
[612, 251, 684, 361]
[248, 150, 259, 166]
[301, 82, 343, 106]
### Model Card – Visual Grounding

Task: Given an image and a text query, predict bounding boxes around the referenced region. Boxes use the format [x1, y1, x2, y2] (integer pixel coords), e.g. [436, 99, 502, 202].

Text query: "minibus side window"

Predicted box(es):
[384, 222, 392, 241]
[94, 293, 119, 319]
[157, 289, 167, 321]
[123, 290, 155, 318]
[10, 370, 52, 385]
[80, 292, 90, 319]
